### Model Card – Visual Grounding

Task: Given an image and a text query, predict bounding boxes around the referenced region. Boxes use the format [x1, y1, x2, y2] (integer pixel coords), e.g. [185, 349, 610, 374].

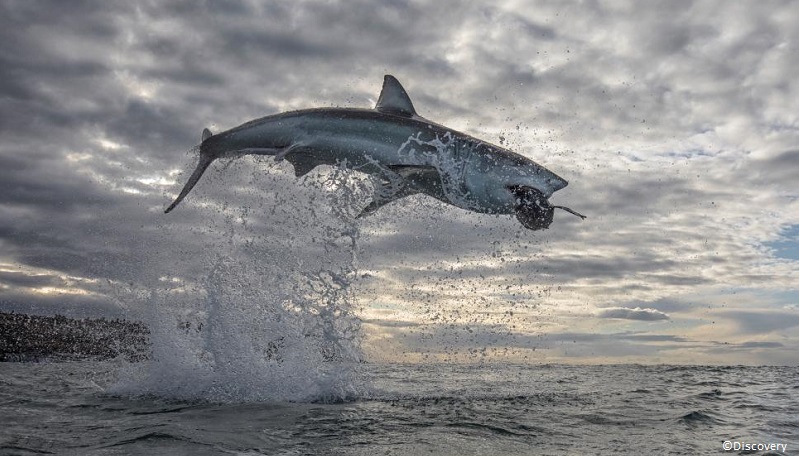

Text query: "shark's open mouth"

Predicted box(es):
[508, 185, 586, 230]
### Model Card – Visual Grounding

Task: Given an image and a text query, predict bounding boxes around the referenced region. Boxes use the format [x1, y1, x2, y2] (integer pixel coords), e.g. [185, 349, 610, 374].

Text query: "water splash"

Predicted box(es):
[113, 160, 369, 403]
[397, 131, 475, 208]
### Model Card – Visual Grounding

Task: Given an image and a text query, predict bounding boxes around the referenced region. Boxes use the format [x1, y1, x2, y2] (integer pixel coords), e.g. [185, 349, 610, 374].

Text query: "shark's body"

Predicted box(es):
[166, 75, 584, 229]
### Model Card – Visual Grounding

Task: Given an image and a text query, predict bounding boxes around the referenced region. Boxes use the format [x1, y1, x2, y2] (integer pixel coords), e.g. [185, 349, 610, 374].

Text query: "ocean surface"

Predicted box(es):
[2, 163, 796, 454]
[1, 361, 796, 455]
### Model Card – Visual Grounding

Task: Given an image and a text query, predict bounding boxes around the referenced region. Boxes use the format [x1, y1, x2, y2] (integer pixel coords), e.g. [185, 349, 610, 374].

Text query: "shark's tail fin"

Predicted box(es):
[164, 128, 215, 213]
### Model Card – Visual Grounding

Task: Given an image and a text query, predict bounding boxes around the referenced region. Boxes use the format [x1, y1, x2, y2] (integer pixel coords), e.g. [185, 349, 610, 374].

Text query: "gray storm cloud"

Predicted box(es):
[596, 307, 670, 321]
[0, 0, 797, 364]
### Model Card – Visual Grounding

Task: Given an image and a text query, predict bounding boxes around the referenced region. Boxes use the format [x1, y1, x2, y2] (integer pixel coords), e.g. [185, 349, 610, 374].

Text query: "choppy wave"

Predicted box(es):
[2, 362, 797, 455]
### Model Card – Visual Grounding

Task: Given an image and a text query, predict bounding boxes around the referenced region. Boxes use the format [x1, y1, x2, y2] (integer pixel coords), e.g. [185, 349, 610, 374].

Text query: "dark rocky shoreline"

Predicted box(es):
[0, 312, 149, 362]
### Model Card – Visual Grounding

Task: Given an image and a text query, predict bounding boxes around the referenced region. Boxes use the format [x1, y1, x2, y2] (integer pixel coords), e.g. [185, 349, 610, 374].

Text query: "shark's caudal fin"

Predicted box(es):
[164, 129, 215, 213]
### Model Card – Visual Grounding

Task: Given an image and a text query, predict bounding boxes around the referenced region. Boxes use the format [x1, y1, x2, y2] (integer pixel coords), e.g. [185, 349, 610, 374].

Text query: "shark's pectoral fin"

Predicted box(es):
[357, 165, 443, 218]
[357, 175, 417, 218]
[387, 165, 443, 191]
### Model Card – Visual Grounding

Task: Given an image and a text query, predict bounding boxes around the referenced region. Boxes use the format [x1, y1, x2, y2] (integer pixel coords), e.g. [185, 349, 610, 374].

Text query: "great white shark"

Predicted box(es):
[165, 75, 585, 230]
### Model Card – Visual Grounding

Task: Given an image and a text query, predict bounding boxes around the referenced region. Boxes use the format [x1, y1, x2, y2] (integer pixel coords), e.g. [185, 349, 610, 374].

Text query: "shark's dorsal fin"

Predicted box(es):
[202, 128, 213, 142]
[375, 75, 417, 117]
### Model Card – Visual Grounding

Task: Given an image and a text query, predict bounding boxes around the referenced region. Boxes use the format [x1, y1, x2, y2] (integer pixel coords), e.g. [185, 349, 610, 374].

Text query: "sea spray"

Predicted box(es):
[113, 158, 370, 402]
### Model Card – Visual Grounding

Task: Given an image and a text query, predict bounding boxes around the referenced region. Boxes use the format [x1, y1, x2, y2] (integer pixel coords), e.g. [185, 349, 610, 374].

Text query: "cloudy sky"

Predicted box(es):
[1, 0, 797, 365]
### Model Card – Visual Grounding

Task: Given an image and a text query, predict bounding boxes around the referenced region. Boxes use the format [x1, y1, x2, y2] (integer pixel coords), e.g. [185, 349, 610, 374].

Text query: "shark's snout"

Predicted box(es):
[546, 175, 568, 193]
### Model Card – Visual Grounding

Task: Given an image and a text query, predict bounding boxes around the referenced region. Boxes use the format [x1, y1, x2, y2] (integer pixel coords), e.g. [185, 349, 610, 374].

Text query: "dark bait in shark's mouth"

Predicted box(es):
[166, 75, 585, 230]
[509, 185, 586, 230]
